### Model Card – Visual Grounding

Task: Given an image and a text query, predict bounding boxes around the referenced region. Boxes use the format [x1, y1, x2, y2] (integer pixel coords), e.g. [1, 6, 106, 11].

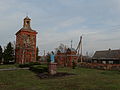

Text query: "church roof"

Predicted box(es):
[20, 28, 36, 32]
[24, 16, 31, 20]
[16, 28, 37, 35]
[67, 48, 76, 52]
[57, 47, 76, 53]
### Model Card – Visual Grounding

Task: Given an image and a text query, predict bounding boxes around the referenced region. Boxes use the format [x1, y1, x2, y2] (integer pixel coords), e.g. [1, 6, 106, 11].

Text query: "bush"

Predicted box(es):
[18, 63, 30, 68]
[18, 62, 41, 68]
[72, 60, 76, 69]
[29, 62, 41, 66]
[30, 65, 48, 73]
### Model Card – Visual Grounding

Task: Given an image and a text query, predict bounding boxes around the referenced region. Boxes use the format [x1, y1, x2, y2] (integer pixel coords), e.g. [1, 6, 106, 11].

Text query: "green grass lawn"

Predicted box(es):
[0, 66, 120, 90]
[0, 64, 17, 69]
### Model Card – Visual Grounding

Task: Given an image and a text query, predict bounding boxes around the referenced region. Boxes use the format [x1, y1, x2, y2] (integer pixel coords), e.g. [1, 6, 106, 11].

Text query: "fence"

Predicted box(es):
[78, 63, 120, 71]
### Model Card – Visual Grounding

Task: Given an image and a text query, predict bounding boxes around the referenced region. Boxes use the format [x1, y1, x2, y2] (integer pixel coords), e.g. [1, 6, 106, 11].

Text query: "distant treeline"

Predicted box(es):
[0, 42, 15, 64]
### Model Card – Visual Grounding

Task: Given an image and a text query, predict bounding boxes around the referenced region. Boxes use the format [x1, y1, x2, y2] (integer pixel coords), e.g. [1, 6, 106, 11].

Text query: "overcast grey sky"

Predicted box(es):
[1, 0, 120, 55]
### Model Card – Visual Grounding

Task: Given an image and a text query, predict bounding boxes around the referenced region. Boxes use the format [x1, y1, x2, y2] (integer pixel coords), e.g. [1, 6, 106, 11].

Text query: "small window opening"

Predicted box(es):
[26, 21, 29, 24]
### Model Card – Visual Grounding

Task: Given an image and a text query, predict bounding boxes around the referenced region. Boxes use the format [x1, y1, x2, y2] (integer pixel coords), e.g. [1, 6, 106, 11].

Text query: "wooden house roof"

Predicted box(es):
[92, 49, 120, 60]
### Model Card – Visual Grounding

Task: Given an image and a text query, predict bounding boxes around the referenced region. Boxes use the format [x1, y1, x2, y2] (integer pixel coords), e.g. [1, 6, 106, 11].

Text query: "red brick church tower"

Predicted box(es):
[15, 16, 37, 64]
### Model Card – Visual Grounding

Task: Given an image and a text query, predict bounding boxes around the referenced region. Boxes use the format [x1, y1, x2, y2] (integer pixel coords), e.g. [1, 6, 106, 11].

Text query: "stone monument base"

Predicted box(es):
[48, 62, 57, 75]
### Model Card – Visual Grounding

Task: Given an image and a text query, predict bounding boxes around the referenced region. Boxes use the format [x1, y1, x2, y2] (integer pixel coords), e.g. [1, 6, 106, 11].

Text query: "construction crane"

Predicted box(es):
[76, 36, 83, 62]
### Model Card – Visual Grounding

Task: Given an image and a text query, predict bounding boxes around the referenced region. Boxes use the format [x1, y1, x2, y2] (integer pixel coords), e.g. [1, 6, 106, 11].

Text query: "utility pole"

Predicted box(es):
[43, 50, 46, 61]
[80, 36, 83, 63]
[71, 40, 73, 49]
[70, 40, 73, 67]
[44, 50, 45, 56]
[76, 36, 83, 63]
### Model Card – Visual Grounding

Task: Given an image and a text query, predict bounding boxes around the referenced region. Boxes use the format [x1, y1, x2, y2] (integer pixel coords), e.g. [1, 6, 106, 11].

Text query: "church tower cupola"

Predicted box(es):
[23, 16, 31, 29]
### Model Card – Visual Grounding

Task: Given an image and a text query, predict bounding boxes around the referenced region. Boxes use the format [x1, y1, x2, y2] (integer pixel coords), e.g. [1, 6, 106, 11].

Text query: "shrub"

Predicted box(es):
[30, 65, 48, 73]
[72, 60, 76, 69]
[29, 62, 41, 66]
[18, 63, 30, 68]
[18, 62, 41, 68]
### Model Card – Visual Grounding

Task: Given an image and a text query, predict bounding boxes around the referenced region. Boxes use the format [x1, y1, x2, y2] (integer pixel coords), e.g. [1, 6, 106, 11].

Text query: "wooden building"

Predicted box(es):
[92, 49, 120, 64]
[15, 16, 37, 64]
